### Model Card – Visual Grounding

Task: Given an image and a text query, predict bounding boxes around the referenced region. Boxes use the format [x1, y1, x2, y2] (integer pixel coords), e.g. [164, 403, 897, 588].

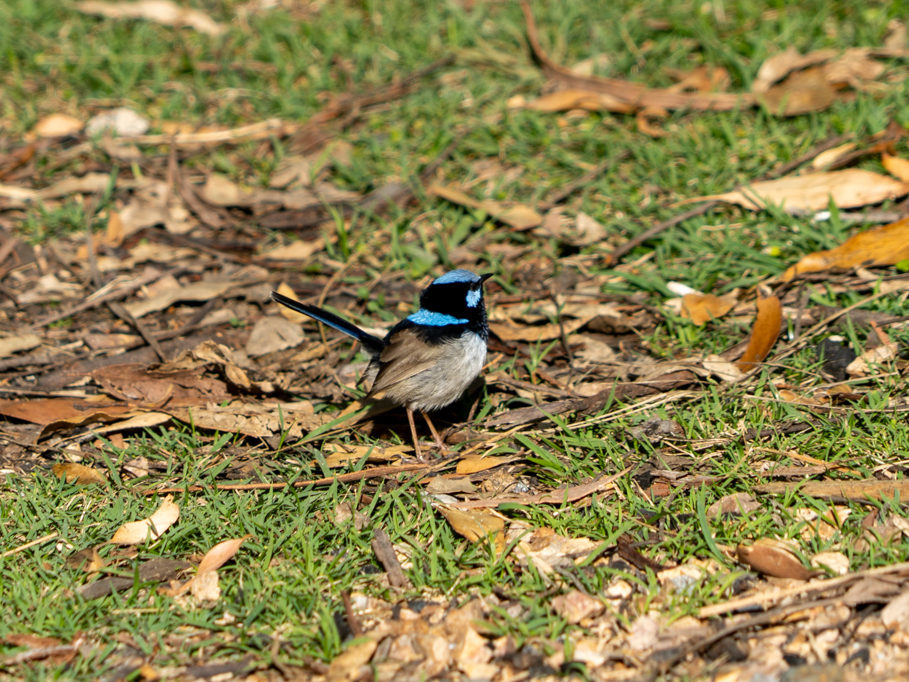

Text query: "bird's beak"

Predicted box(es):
[480, 273, 493, 283]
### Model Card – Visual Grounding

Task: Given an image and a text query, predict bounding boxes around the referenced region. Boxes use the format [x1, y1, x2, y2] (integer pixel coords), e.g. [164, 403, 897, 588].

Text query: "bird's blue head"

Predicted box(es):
[407, 269, 491, 335]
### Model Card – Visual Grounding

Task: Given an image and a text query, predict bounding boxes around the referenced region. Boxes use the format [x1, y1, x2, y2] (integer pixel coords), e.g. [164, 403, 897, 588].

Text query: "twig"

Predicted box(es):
[141, 462, 435, 495]
[0, 532, 59, 558]
[371, 528, 409, 588]
[341, 590, 364, 637]
[698, 559, 909, 618]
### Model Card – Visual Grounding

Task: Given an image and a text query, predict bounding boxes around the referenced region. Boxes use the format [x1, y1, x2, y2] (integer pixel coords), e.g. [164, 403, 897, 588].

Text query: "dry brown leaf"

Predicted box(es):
[752, 47, 838, 92]
[428, 183, 542, 230]
[322, 443, 409, 467]
[737, 538, 816, 580]
[550, 590, 605, 624]
[245, 316, 304, 357]
[326, 639, 378, 682]
[0, 397, 133, 426]
[881, 590, 909, 628]
[737, 295, 782, 370]
[782, 216, 909, 280]
[29, 113, 84, 139]
[75, 0, 225, 36]
[521, 2, 751, 112]
[810, 142, 858, 170]
[456, 455, 515, 475]
[52, 463, 107, 485]
[810, 551, 850, 576]
[110, 497, 179, 545]
[263, 240, 322, 262]
[66, 546, 106, 572]
[687, 169, 909, 213]
[701, 354, 746, 383]
[760, 67, 838, 116]
[507, 525, 599, 575]
[165, 401, 326, 439]
[123, 273, 259, 318]
[680, 292, 736, 325]
[707, 492, 760, 518]
[190, 536, 249, 600]
[520, 89, 635, 114]
[0, 333, 42, 358]
[118, 178, 193, 235]
[91, 411, 172, 436]
[883, 152, 909, 182]
[92, 362, 231, 406]
[846, 341, 899, 377]
[435, 505, 505, 552]
[0, 172, 114, 206]
[488, 317, 586, 342]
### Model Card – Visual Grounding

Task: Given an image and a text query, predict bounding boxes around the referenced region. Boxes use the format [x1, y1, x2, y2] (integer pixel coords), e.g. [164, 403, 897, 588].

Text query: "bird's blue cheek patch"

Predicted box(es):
[408, 309, 468, 326]
[465, 288, 482, 308]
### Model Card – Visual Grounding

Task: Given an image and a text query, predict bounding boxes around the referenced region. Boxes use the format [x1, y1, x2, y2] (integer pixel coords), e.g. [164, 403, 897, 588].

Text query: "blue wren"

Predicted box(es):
[271, 269, 491, 459]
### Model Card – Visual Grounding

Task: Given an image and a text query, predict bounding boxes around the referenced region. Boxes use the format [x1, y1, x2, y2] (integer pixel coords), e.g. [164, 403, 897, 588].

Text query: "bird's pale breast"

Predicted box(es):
[382, 331, 487, 412]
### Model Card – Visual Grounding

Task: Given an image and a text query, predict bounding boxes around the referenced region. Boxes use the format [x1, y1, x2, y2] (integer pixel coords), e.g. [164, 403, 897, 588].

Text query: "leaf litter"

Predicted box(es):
[1, 5, 909, 682]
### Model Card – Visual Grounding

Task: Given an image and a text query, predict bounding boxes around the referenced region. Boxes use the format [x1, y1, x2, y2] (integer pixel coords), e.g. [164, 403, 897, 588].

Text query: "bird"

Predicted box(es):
[271, 269, 492, 459]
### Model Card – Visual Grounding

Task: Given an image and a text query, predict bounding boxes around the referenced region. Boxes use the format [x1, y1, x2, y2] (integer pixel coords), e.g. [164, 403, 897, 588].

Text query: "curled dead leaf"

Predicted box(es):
[428, 183, 541, 230]
[737, 538, 817, 580]
[680, 292, 736, 326]
[521, 89, 634, 114]
[435, 505, 505, 553]
[29, 113, 84, 139]
[782, 216, 909, 281]
[110, 497, 179, 545]
[883, 153, 909, 182]
[52, 463, 107, 485]
[736, 295, 782, 371]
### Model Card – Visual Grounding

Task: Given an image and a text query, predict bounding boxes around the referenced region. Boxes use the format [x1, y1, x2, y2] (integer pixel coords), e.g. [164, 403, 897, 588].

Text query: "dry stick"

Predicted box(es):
[107, 301, 167, 362]
[31, 270, 160, 329]
[0, 532, 59, 558]
[658, 596, 844, 673]
[142, 461, 435, 495]
[371, 527, 409, 589]
[606, 132, 854, 265]
[340, 591, 364, 637]
[0, 638, 84, 667]
[698, 558, 909, 619]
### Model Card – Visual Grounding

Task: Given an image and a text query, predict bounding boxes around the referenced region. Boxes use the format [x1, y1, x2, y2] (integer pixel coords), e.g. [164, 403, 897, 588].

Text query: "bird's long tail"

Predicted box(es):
[271, 291, 385, 354]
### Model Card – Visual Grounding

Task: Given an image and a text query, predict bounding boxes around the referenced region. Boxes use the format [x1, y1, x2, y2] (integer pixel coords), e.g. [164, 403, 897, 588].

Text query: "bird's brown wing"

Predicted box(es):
[367, 327, 443, 399]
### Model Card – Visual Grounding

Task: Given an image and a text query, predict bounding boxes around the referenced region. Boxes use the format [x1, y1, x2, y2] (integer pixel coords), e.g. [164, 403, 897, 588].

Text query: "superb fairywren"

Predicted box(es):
[271, 269, 492, 459]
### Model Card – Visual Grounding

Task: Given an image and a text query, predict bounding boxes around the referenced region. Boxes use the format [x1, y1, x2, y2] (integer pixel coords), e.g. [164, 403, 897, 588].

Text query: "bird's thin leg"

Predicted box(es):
[406, 407, 423, 461]
[420, 411, 447, 451]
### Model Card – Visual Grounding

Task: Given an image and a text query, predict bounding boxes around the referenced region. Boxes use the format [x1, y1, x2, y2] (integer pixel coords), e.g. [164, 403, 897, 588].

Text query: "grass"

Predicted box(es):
[2, 0, 909, 677]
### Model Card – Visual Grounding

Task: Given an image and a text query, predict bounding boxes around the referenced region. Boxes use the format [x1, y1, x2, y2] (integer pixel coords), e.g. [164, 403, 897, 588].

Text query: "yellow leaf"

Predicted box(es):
[737, 296, 782, 370]
[52, 463, 107, 485]
[456, 455, 513, 475]
[436, 505, 505, 553]
[883, 152, 909, 183]
[782, 216, 909, 281]
[680, 293, 736, 325]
